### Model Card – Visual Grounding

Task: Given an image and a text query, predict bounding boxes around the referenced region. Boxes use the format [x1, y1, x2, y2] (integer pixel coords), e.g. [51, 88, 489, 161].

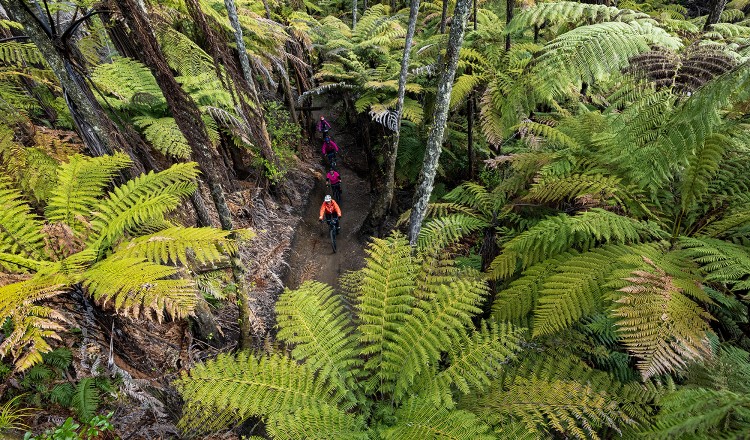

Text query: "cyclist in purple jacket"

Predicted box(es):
[317, 115, 331, 135]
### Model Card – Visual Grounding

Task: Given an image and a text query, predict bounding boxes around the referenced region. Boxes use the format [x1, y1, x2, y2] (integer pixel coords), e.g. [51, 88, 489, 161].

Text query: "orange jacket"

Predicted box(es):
[319, 200, 342, 219]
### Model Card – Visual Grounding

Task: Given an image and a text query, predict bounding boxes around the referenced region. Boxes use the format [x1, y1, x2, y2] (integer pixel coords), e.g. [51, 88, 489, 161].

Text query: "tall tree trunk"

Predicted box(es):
[365, 0, 419, 234]
[3, 0, 116, 158]
[408, 0, 471, 245]
[467, 0, 476, 179]
[353, 0, 358, 29]
[261, 0, 272, 19]
[704, 0, 727, 31]
[505, 0, 514, 51]
[114, 0, 255, 349]
[439, 0, 448, 33]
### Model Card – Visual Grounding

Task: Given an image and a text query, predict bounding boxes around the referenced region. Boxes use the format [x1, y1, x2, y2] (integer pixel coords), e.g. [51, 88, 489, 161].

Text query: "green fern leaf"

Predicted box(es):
[175, 352, 351, 433]
[112, 227, 235, 267]
[89, 162, 200, 249]
[0, 181, 45, 262]
[83, 258, 197, 322]
[71, 377, 100, 422]
[132, 116, 192, 159]
[381, 397, 495, 440]
[276, 281, 363, 407]
[46, 153, 133, 234]
[356, 234, 417, 392]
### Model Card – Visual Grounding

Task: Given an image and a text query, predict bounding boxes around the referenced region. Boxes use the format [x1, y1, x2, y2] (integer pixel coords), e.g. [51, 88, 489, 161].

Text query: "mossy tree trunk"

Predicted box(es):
[365, 0, 420, 234]
[408, 0, 472, 245]
[703, 0, 728, 31]
[114, 0, 255, 349]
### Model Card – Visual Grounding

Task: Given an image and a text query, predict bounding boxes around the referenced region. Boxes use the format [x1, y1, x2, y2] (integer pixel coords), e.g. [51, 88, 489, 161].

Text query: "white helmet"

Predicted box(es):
[324, 195, 332, 202]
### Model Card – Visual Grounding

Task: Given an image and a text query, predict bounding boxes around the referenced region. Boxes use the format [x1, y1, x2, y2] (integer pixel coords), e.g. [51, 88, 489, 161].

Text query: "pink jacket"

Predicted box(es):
[322, 139, 339, 155]
[327, 170, 341, 185]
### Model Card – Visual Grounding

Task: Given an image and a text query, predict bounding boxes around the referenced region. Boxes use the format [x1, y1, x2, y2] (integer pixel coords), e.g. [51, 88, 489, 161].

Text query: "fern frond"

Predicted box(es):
[266, 406, 369, 440]
[391, 276, 487, 399]
[112, 227, 234, 267]
[613, 257, 713, 379]
[132, 116, 192, 159]
[381, 397, 495, 440]
[524, 173, 632, 207]
[506, 2, 651, 35]
[680, 237, 750, 291]
[356, 234, 417, 392]
[46, 153, 133, 234]
[533, 245, 637, 337]
[492, 253, 574, 328]
[449, 74, 482, 110]
[651, 388, 750, 439]
[71, 377, 100, 422]
[488, 209, 662, 280]
[276, 281, 362, 407]
[417, 322, 523, 406]
[83, 258, 197, 322]
[176, 352, 351, 433]
[0, 181, 44, 262]
[417, 214, 488, 252]
[89, 162, 200, 248]
[680, 133, 727, 212]
[472, 375, 635, 440]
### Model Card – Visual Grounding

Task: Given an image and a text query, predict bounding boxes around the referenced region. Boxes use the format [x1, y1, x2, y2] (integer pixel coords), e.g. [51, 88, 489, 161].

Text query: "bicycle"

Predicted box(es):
[326, 151, 338, 169]
[328, 181, 342, 204]
[322, 216, 339, 253]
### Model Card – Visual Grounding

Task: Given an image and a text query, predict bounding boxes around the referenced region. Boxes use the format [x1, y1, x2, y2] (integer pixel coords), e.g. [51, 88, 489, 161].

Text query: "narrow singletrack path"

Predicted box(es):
[283, 117, 370, 290]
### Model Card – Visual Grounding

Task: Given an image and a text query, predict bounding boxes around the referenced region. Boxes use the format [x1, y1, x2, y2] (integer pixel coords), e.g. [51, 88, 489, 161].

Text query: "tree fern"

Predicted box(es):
[112, 227, 235, 267]
[266, 406, 369, 440]
[613, 257, 713, 379]
[356, 234, 417, 392]
[380, 397, 496, 439]
[45, 153, 133, 234]
[275, 281, 362, 407]
[83, 258, 196, 322]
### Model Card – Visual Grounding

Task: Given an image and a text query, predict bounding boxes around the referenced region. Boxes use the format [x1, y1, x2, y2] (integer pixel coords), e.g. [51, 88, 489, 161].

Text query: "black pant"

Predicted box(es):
[324, 213, 340, 228]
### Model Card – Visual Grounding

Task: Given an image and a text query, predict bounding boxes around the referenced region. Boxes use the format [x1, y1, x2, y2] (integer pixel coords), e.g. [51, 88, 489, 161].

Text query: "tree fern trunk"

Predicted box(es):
[365, 0, 419, 234]
[703, 0, 727, 31]
[408, 0, 471, 245]
[191, 0, 278, 173]
[114, 0, 255, 349]
[224, 0, 254, 91]
[4, 0, 115, 157]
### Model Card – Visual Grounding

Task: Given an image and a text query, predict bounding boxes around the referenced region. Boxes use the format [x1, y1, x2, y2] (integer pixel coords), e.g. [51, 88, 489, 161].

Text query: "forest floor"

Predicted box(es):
[283, 111, 371, 290]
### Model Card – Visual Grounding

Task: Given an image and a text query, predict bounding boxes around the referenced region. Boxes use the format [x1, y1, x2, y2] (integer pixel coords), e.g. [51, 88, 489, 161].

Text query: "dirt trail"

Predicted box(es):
[283, 117, 371, 290]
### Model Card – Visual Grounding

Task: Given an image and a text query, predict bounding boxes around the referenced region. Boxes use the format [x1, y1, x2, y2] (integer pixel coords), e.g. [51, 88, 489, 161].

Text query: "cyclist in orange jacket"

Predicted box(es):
[319, 195, 341, 231]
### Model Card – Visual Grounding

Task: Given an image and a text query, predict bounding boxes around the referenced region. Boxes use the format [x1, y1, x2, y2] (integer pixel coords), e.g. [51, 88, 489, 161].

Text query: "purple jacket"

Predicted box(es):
[322, 139, 339, 155]
[317, 119, 331, 132]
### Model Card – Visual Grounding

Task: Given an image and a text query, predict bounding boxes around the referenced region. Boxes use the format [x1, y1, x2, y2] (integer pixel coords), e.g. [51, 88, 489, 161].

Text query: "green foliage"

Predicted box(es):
[175, 234, 523, 438]
[24, 412, 115, 440]
[0, 154, 235, 371]
[0, 394, 34, 434]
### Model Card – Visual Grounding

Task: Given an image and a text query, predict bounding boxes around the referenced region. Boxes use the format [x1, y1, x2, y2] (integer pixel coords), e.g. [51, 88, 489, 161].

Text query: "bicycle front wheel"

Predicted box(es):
[330, 227, 337, 253]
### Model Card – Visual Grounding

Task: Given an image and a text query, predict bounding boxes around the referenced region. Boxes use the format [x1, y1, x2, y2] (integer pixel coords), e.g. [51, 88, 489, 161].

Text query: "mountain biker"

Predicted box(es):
[327, 168, 341, 198]
[319, 195, 341, 231]
[317, 116, 331, 135]
[321, 135, 339, 165]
